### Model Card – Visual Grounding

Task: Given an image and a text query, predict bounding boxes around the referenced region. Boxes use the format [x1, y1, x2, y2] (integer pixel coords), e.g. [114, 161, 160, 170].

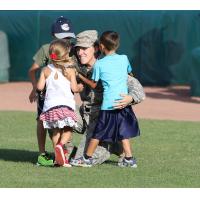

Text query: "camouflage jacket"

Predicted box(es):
[127, 74, 146, 104]
[77, 65, 103, 110]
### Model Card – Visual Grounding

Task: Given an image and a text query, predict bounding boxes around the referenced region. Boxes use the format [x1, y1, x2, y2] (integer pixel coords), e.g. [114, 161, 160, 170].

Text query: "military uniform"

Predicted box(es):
[127, 74, 146, 105]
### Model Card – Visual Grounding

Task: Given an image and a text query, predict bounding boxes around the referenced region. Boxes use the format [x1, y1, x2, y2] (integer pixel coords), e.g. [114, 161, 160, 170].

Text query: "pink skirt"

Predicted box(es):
[40, 106, 77, 129]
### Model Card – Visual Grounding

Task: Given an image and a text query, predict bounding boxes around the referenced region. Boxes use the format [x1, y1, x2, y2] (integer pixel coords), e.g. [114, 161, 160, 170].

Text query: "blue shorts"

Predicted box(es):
[92, 106, 140, 143]
[36, 89, 45, 120]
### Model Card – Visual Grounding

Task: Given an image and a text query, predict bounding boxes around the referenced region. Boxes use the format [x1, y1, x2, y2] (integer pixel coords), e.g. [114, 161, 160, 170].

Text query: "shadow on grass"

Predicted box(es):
[0, 149, 39, 164]
[104, 160, 118, 166]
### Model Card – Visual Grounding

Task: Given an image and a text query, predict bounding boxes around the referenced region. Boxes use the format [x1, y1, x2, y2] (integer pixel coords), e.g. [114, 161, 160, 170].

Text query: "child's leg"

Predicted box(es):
[55, 127, 73, 167]
[60, 127, 73, 145]
[36, 120, 54, 167]
[37, 119, 47, 153]
[52, 128, 61, 148]
[120, 138, 137, 168]
[71, 138, 100, 167]
[121, 139, 133, 158]
[52, 128, 70, 166]
[85, 138, 100, 157]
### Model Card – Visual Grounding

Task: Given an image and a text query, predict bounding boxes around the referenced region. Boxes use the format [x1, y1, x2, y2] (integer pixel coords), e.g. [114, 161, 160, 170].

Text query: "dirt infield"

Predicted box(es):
[0, 82, 200, 122]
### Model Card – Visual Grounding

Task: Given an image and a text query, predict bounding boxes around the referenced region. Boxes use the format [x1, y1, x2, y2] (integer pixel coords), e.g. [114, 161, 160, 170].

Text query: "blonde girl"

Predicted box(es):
[37, 39, 82, 167]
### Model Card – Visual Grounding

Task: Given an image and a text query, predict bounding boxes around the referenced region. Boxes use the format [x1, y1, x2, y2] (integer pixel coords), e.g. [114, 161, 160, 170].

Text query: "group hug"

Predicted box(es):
[28, 16, 145, 168]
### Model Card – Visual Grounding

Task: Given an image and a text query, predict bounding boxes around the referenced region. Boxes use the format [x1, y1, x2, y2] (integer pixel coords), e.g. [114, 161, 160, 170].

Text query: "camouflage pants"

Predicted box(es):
[74, 105, 123, 165]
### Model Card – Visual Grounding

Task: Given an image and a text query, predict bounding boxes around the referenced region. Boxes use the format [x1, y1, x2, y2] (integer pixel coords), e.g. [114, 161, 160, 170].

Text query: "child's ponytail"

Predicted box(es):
[49, 39, 76, 77]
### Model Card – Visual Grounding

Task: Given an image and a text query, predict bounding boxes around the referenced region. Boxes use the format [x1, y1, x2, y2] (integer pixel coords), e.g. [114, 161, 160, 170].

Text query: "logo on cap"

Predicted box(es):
[61, 23, 70, 31]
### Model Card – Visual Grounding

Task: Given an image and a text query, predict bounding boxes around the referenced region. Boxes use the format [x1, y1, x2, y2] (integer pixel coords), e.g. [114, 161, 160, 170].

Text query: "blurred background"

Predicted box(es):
[0, 10, 200, 96]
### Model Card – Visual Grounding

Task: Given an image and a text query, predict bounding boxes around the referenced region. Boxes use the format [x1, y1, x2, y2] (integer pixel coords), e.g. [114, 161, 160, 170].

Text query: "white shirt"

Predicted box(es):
[43, 64, 75, 112]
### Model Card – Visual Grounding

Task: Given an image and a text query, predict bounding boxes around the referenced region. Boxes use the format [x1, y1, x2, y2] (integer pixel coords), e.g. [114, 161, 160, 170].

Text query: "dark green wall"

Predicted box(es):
[0, 10, 200, 95]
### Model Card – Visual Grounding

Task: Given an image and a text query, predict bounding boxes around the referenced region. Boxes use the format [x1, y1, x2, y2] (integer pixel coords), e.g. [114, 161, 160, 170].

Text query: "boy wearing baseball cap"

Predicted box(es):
[28, 16, 78, 167]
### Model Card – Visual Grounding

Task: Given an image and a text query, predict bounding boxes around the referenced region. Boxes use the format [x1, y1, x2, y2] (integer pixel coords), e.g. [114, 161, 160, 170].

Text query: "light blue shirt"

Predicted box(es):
[92, 53, 132, 110]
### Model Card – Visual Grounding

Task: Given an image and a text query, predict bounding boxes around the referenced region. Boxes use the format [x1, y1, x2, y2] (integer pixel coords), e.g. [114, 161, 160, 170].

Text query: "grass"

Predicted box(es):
[0, 111, 200, 188]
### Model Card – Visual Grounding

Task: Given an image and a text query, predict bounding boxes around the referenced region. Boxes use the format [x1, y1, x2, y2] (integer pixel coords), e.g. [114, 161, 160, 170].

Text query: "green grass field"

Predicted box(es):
[0, 111, 200, 188]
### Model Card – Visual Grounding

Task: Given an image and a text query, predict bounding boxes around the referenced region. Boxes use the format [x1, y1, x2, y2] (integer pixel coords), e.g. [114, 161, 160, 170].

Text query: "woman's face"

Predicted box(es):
[76, 46, 96, 66]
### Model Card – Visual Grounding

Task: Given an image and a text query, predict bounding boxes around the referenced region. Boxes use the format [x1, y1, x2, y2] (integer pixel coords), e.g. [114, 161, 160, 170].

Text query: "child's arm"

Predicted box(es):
[77, 72, 97, 89]
[28, 45, 48, 103]
[28, 62, 40, 103]
[67, 68, 83, 93]
[37, 67, 46, 91]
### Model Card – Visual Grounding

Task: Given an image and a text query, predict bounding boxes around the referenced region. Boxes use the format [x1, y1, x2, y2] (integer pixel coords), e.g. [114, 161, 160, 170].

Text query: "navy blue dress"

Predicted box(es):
[92, 106, 140, 143]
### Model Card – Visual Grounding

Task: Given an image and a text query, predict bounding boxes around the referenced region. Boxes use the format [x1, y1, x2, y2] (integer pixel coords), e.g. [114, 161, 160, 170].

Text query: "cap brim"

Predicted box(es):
[74, 42, 93, 48]
[54, 32, 76, 39]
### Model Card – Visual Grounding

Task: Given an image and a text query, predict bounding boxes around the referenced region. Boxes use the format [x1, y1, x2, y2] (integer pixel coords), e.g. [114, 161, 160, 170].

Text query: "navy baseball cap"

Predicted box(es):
[51, 16, 75, 39]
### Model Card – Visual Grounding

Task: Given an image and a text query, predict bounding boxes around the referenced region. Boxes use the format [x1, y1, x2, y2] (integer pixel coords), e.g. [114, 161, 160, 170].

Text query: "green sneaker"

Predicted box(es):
[36, 152, 54, 167]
